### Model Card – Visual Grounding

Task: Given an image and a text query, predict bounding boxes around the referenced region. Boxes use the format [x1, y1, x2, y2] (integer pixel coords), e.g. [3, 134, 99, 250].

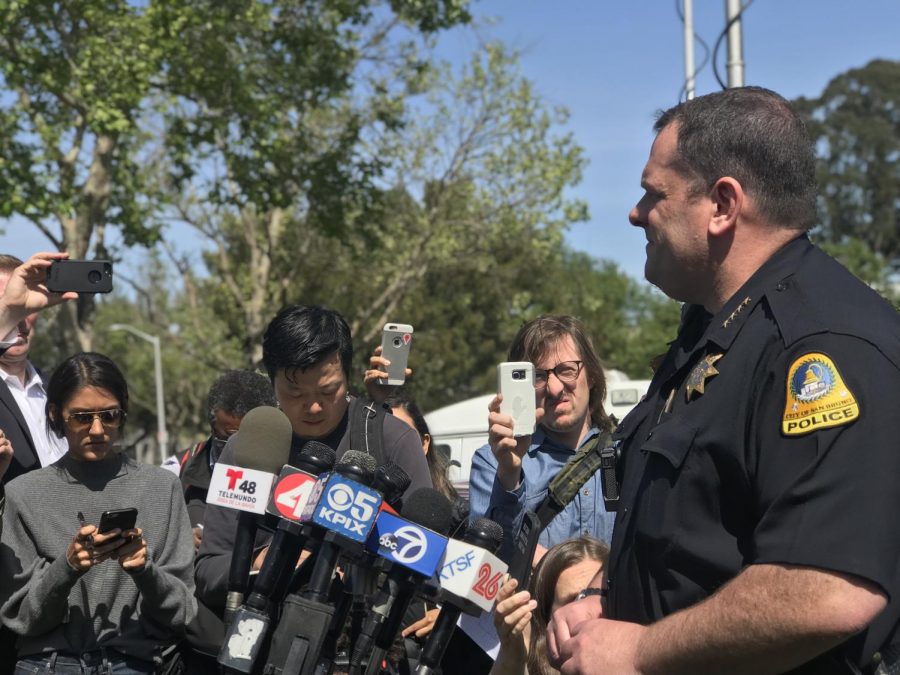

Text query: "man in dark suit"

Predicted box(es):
[0, 255, 68, 485]
[0, 251, 77, 675]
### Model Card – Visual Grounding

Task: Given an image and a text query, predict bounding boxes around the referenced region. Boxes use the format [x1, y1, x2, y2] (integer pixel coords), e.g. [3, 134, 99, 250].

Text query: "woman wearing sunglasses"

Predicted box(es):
[0, 352, 196, 674]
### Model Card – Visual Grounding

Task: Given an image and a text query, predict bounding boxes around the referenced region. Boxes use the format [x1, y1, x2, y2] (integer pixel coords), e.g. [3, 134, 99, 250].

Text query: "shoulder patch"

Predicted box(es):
[782, 353, 859, 436]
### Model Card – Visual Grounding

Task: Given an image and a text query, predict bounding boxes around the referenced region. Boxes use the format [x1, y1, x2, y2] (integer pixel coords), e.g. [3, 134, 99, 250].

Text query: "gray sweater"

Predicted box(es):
[0, 453, 197, 663]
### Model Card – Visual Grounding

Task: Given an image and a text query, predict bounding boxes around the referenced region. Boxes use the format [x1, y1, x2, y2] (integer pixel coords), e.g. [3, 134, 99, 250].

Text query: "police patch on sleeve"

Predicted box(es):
[782, 353, 859, 435]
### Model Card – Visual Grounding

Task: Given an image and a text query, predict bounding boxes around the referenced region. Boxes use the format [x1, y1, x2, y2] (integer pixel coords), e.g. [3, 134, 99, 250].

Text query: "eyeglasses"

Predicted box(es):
[534, 361, 584, 389]
[64, 408, 127, 431]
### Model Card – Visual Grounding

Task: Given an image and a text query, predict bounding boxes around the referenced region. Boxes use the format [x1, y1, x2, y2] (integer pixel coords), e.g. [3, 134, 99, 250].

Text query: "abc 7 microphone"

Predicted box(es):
[217, 441, 336, 674]
[261, 450, 382, 675]
[316, 463, 413, 675]
[203, 406, 293, 627]
[415, 518, 506, 675]
[346, 488, 454, 675]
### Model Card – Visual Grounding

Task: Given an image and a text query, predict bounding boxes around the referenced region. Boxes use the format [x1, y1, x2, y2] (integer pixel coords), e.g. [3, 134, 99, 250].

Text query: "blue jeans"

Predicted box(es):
[14, 650, 155, 675]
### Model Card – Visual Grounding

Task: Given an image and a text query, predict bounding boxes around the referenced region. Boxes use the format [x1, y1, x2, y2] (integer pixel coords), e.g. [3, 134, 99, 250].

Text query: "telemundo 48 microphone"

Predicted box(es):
[205, 406, 293, 627]
[265, 450, 382, 675]
[415, 518, 506, 675]
[348, 488, 453, 675]
[217, 441, 336, 674]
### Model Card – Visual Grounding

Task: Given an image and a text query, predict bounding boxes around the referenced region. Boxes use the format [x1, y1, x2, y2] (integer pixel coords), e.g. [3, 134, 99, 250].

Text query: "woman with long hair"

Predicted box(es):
[491, 536, 610, 675]
[0, 352, 196, 674]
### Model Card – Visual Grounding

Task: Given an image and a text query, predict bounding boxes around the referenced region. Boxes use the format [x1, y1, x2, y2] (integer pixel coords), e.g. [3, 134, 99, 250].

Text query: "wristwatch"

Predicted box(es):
[576, 587, 607, 600]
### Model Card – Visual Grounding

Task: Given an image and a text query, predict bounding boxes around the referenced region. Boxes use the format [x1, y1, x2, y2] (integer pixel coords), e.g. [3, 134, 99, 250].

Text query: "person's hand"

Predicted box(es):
[66, 525, 125, 572]
[364, 345, 412, 404]
[546, 594, 605, 663]
[551, 617, 645, 675]
[488, 394, 542, 490]
[115, 528, 148, 572]
[0, 429, 12, 480]
[402, 607, 440, 640]
[493, 577, 536, 656]
[0, 252, 77, 324]
[192, 526, 203, 552]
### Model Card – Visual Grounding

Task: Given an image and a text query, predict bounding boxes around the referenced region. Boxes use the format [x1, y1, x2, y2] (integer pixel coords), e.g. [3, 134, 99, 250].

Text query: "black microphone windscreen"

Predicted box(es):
[298, 440, 336, 473]
[339, 449, 377, 472]
[374, 463, 411, 505]
[400, 488, 454, 535]
[466, 517, 504, 553]
[232, 406, 293, 473]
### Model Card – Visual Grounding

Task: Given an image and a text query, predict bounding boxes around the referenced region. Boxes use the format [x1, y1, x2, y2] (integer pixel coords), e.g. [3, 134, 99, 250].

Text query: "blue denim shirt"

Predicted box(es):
[468, 427, 616, 563]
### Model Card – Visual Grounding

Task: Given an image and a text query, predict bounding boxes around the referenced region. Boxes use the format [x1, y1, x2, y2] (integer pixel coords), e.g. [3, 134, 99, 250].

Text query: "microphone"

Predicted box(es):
[264, 451, 382, 675]
[348, 489, 453, 675]
[448, 495, 470, 538]
[318, 463, 413, 675]
[416, 518, 506, 675]
[206, 406, 293, 626]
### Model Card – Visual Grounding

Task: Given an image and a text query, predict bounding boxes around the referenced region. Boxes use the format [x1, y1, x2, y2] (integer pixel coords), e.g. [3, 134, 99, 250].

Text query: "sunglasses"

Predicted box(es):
[64, 408, 127, 431]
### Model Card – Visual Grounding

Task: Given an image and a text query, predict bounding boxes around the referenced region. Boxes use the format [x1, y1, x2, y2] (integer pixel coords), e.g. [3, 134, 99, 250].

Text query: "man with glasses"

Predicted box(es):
[469, 315, 617, 563]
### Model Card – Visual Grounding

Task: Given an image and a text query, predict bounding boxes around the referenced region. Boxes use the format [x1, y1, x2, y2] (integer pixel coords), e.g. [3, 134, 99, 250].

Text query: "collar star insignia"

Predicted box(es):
[722, 296, 752, 328]
[686, 353, 723, 400]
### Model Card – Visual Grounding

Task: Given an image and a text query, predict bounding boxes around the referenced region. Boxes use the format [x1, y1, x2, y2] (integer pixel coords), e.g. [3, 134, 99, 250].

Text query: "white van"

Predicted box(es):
[424, 370, 650, 498]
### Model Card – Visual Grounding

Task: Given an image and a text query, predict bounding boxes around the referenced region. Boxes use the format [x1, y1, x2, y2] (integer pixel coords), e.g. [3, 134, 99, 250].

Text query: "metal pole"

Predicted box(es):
[109, 324, 168, 464]
[725, 0, 745, 87]
[683, 0, 696, 100]
[151, 335, 168, 464]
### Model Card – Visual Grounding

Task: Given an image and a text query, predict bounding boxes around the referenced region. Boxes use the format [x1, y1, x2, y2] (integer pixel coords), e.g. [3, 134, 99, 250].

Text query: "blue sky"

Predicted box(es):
[4, 0, 899, 281]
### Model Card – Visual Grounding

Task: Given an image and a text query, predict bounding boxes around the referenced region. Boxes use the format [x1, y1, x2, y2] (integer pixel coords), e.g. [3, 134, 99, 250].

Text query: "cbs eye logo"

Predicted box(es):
[326, 483, 354, 511]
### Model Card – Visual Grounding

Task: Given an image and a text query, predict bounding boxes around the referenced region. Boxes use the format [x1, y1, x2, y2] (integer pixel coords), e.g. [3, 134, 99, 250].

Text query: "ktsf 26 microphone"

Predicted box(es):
[206, 406, 293, 627]
[218, 441, 336, 674]
[416, 518, 505, 674]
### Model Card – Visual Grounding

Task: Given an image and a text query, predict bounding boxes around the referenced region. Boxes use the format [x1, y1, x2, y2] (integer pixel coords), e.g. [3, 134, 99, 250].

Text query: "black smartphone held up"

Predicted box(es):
[507, 510, 541, 588]
[97, 507, 138, 536]
[46, 259, 113, 294]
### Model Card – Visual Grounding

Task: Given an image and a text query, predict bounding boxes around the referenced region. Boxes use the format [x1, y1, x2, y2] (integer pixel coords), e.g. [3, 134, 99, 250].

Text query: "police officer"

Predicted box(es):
[547, 87, 900, 674]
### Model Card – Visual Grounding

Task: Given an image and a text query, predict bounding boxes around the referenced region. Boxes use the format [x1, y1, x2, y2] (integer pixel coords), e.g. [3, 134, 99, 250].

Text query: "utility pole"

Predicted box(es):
[683, 0, 696, 99]
[725, 0, 745, 87]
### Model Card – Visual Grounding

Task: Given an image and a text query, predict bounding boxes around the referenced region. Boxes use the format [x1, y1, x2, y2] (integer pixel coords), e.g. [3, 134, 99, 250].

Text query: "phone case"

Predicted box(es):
[98, 507, 138, 534]
[498, 362, 536, 437]
[46, 260, 113, 293]
[378, 323, 414, 386]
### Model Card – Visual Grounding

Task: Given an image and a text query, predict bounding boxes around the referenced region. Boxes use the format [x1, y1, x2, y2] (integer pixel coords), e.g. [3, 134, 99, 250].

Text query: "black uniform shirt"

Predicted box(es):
[606, 236, 900, 672]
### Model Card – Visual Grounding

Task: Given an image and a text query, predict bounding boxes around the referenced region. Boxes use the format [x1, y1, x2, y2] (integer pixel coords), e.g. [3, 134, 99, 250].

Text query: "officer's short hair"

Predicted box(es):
[206, 369, 277, 425]
[262, 305, 353, 381]
[655, 86, 817, 231]
[508, 315, 613, 432]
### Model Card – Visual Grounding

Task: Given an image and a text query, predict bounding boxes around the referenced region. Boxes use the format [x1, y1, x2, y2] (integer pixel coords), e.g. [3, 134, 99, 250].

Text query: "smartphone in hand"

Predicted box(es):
[498, 362, 536, 437]
[378, 323, 414, 386]
[97, 507, 138, 539]
[46, 260, 113, 294]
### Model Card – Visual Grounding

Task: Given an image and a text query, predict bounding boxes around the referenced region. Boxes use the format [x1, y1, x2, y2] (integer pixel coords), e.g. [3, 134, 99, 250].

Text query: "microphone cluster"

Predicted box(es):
[205, 406, 508, 675]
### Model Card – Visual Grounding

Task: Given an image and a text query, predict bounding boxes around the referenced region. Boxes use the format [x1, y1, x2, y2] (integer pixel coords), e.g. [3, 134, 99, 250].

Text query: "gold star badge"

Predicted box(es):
[686, 353, 723, 400]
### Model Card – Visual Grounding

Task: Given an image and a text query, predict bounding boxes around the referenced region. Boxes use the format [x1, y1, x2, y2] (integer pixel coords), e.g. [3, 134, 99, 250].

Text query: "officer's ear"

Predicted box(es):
[708, 177, 743, 237]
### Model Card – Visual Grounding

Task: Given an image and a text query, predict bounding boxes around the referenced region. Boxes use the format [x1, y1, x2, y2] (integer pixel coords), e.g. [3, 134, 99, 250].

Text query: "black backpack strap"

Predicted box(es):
[347, 397, 386, 466]
[534, 429, 614, 532]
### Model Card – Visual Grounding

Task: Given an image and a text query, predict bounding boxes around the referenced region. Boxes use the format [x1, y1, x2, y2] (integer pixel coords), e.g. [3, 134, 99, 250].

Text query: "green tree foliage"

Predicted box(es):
[0, 0, 168, 350]
[794, 59, 900, 280]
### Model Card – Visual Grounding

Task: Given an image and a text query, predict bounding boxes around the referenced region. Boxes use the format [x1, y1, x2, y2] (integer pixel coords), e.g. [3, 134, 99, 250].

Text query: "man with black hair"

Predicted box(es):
[169, 369, 277, 538]
[548, 87, 900, 674]
[195, 305, 431, 613]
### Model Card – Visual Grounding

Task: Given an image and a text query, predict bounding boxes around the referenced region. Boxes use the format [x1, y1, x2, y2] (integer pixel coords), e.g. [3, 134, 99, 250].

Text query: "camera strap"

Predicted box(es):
[348, 397, 386, 466]
[534, 429, 614, 531]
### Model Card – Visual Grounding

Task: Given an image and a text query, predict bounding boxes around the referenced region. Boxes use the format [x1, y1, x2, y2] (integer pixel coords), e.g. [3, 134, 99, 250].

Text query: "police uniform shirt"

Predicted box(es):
[605, 235, 900, 672]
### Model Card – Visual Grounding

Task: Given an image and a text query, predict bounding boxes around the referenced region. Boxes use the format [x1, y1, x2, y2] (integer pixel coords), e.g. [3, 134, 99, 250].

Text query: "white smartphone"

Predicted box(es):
[497, 362, 536, 437]
[378, 323, 414, 385]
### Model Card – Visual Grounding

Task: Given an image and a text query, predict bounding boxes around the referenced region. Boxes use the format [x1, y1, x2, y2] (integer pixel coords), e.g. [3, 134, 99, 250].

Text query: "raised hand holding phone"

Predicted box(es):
[490, 363, 543, 491]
